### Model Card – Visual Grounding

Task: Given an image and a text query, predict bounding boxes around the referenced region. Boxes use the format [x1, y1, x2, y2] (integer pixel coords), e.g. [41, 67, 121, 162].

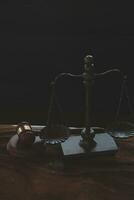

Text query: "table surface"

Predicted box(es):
[0, 124, 134, 200]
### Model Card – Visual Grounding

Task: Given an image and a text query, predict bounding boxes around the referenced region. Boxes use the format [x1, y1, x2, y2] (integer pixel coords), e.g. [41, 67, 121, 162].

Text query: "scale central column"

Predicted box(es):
[80, 55, 96, 148]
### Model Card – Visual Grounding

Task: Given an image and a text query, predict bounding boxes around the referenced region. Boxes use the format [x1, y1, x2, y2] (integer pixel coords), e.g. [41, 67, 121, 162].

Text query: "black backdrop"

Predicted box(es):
[0, 1, 134, 124]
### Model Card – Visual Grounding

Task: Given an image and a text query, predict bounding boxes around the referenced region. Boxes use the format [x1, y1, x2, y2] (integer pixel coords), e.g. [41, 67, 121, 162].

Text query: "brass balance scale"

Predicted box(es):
[6, 54, 134, 158]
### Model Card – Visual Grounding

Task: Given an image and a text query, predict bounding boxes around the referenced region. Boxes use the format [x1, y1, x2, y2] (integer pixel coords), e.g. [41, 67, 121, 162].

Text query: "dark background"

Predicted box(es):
[0, 1, 134, 125]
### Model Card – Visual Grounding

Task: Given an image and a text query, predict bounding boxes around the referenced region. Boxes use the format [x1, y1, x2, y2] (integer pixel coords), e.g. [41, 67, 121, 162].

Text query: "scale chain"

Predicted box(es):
[115, 77, 133, 120]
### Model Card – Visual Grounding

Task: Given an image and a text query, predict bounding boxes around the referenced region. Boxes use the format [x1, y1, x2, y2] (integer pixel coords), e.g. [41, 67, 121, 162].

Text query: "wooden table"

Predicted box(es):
[0, 125, 134, 200]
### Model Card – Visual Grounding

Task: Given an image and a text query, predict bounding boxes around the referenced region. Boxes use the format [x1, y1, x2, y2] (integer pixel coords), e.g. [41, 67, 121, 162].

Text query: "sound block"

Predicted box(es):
[61, 133, 118, 157]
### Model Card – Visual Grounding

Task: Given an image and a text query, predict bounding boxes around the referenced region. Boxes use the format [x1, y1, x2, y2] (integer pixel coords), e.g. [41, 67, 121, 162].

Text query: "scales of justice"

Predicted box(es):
[8, 53, 134, 157]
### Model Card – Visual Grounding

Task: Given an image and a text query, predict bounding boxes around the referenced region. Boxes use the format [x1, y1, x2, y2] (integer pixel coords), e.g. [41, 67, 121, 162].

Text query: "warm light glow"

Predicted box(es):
[24, 125, 31, 130]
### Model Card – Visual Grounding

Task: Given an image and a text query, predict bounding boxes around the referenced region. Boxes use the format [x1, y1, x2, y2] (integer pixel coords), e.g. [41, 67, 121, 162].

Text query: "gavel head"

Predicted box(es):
[17, 122, 35, 148]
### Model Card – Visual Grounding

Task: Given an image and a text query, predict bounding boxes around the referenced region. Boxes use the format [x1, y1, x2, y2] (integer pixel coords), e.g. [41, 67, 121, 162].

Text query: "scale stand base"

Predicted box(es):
[61, 132, 118, 157]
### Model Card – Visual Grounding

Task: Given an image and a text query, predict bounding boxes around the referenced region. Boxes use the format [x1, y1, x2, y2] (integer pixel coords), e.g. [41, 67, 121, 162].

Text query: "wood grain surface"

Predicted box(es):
[0, 125, 134, 200]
